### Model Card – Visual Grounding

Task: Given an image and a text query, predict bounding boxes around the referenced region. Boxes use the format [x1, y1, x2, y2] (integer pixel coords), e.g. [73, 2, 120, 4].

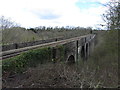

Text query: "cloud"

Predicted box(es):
[0, 0, 110, 28]
[91, 0, 109, 4]
[30, 9, 61, 20]
[39, 13, 60, 20]
[77, 0, 109, 4]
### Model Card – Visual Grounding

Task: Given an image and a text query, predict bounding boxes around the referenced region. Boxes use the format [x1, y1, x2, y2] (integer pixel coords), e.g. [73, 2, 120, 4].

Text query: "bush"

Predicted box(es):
[87, 30, 118, 87]
[2, 47, 52, 74]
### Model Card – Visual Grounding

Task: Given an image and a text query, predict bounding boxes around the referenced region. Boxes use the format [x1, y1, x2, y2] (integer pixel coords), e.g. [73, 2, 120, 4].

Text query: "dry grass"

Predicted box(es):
[2, 62, 102, 88]
[86, 30, 118, 88]
[2, 27, 40, 44]
[2, 27, 90, 44]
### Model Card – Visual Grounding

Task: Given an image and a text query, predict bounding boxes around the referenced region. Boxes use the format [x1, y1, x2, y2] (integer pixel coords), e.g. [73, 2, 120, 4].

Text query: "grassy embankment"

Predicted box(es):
[82, 30, 118, 87]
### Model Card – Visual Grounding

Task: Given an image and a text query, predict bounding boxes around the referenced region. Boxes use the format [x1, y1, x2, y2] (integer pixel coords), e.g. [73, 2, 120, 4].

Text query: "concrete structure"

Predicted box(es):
[50, 34, 96, 63]
[2, 37, 64, 51]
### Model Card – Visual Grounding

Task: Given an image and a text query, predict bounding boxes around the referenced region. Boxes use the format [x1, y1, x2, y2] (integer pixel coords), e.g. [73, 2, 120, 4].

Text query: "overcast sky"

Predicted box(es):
[0, 0, 110, 29]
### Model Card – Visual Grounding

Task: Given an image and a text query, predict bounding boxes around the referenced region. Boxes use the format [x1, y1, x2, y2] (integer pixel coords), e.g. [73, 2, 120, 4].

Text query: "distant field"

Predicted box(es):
[2, 27, 91, 44]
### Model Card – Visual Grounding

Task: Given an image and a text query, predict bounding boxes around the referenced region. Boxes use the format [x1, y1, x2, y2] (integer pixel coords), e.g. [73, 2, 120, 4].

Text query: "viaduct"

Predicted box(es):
[1, 34, 96, 63]
[52, 34, 96, 63]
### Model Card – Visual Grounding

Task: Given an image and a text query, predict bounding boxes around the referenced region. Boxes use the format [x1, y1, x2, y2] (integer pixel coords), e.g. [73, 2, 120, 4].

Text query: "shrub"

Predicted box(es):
[87, 30, 118, 87]
[2, 47, 52, 74]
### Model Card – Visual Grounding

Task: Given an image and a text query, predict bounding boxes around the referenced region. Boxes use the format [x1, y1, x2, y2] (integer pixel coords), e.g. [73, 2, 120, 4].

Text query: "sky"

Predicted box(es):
[0, 0, 110, 29]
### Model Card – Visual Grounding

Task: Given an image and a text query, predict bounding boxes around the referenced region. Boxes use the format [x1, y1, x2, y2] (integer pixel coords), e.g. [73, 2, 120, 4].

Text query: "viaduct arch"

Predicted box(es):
[67, 55, 75, 64]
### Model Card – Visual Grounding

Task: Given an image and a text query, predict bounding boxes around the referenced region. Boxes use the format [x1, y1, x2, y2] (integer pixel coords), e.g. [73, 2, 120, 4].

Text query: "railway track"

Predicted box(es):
[1, 34, 94, 60]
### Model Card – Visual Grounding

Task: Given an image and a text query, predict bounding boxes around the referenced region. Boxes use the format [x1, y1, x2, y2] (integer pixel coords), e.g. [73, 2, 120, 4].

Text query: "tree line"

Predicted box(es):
[102, 0, 120, 30]
[0, 16, 20, 30]
[27, 26, 93, 33]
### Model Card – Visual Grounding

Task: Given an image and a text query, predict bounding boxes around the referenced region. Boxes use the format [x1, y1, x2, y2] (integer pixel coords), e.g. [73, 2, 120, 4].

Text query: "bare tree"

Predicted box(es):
[0, 16, 20, 30]
[102, 0, 120, 30]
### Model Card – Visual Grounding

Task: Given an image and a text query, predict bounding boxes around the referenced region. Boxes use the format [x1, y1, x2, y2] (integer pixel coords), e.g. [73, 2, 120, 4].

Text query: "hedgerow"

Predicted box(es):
[2, 47, 52, 74]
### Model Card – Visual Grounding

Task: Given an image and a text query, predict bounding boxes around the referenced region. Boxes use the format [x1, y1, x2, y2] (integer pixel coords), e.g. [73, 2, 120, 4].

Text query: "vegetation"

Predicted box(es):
[2, 47, 52, 74]
[0, 16, 20, 30]
[102, 0, 120, 30]
[2, 27, 40, 44]
[85, 30, 118, 87]
[2, 30, 118, 88]
[2, 45, 65, 76]
[2, 26, 91, 44]
[1, 0, 119, 88]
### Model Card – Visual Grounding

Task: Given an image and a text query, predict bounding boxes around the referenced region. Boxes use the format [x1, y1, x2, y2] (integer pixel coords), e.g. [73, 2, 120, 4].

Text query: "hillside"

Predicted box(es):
[2, 27, 91, 44]
[2, 27, 40, 44]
